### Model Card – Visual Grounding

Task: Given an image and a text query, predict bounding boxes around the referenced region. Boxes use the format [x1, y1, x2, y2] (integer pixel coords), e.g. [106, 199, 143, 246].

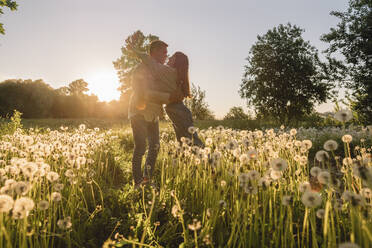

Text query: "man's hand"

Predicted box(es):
[169, 90, 184, 103]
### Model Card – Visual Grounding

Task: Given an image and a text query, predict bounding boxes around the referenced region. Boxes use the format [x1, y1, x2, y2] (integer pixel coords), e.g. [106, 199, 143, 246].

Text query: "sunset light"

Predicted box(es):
[85, 69, 121, 102]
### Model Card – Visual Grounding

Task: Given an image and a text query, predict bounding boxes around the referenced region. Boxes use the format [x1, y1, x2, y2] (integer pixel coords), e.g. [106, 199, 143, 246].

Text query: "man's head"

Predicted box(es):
[149, 40, 168, 64]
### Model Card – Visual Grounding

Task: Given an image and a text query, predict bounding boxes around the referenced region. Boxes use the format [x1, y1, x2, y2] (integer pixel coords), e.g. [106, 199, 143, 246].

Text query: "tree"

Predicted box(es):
[0, 0, 18, 34]
[224, 106, 250, 120]
[68, 79, 89, 96]
[113, 31, 159, 96]
[0, 79, 56, 118]
[321, 0, 372, 124]
[239, 23, 334, 124]
[184, 83, 214, 120]
[113, 30, 160, 118]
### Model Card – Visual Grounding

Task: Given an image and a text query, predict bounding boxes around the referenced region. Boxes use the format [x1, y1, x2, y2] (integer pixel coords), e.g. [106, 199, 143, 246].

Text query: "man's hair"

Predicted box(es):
[149, 40, 168, 54]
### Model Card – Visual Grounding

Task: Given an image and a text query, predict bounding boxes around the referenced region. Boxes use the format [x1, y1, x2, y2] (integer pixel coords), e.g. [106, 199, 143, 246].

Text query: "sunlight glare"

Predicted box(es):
[85, 69, 121, 102]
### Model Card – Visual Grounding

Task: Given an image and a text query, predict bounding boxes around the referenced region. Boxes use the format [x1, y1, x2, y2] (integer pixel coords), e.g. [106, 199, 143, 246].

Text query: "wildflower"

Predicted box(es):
[79, 124, 86, 131]
[299, 182, 311, 193]
[302, 140, 312, 149]
[65, 169, 75, 178]
[334, 109, 353, 122]
[13, 197, 34, 218]
[188, 219, 202, 231]
[205, 138, 213, 146]
[258, 177, 272, 188]
[270, 158, 288, 171]
[342, 134, 352, 143]
[203, 234, 212, 245]
[46, 171, 59, 182]
[0, 194, 14, 213]
[300, 156, 308, 166]
[342, 191, 364, 206]
[243, 185, 257, 194]
[360, 188, 371, 198]
[282, 195, 293, 206]
[338, 242, 360, 248]
[38, 200, 49, 210]
[218, 200, 227, 208]
[310, 167, 322, 177]
[220, 180, 227, 187]
[239, 154, 249, 165]
[53, 183, 64, 192]
[238, 173, 250, 184]
[290, 129, 297, 136]
[227, 140, 238, 150]
[14, 181, 30, 196]
[301, 191, 322, 208]
[57, 216, 72, 230]
[343, 158, 353, 166]
[315, 150, 329, 162]
[270, 170, 282, 180]
[317, 171, 331, 185]
[294, 141, 302, 147]
[188, 126, 197, 134]
[51, 192, 62, 202]
[316, 209, 325, 219]
[324, 140, 338, 151]
[247, 170, 260, 180]
[171, 205, 182, 218]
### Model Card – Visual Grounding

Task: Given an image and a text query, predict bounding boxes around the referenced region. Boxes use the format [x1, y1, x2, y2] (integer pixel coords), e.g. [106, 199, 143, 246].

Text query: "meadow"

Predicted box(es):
[0, 113, 371, 248]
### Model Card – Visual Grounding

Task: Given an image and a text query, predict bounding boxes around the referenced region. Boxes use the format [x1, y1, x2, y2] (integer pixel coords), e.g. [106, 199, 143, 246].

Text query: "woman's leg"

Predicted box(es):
[165, 102, 204, 147]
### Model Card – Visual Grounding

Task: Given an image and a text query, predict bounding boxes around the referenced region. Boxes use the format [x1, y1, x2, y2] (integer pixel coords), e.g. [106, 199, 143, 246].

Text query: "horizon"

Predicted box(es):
[0, 0, 349, 118]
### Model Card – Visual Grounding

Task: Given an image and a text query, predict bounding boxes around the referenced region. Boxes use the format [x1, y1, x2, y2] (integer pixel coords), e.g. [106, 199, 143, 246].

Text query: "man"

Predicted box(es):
[129, 40, 182, 188]
[128, 37, 204, 148]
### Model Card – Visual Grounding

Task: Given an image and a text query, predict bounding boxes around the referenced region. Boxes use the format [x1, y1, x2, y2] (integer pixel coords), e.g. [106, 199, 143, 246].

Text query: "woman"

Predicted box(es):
[128, 45, 204, 147]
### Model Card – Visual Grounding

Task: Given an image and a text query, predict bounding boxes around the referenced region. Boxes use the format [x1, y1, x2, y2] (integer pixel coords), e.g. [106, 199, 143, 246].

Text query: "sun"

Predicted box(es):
[85, 69, 121, 102]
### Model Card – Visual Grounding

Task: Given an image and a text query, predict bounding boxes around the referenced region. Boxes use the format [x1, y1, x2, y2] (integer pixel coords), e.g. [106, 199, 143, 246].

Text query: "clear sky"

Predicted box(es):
[0, 0, 349, 118]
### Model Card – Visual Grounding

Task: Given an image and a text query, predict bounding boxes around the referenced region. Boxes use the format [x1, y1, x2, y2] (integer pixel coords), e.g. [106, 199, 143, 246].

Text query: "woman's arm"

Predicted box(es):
[145, 88, 184, 105]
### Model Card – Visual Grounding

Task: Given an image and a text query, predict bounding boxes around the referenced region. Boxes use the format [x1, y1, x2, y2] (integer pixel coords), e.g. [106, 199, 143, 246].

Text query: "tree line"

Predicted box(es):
[0, 79, 126, 119]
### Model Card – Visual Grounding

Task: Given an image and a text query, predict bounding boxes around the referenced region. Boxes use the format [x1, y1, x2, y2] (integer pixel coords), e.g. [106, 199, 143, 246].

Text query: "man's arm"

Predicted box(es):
[131, 65, 147, 110]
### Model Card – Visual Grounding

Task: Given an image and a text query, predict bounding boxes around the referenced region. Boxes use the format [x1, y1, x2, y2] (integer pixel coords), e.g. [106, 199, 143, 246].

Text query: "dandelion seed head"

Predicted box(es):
[324, 140, 338, 151]
[0, 194, 14, 213]
[301, 191, 322, 208]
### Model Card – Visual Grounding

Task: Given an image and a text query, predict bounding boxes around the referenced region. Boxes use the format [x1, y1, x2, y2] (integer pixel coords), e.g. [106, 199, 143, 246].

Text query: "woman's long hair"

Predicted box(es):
[173, 52, 191, 98]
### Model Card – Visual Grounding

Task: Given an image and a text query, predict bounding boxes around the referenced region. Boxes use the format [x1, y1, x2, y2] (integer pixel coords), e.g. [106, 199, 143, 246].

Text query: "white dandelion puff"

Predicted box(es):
[0, 194, 14, 213]
[301, 191, 322, 208]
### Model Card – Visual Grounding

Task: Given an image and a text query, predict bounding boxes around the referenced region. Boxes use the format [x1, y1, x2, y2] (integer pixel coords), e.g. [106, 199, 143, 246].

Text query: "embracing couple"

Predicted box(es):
[126, 36, 204, 188]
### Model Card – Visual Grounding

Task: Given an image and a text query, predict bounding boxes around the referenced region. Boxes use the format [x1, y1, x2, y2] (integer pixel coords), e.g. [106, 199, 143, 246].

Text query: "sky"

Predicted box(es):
[0, 0, 349, 118]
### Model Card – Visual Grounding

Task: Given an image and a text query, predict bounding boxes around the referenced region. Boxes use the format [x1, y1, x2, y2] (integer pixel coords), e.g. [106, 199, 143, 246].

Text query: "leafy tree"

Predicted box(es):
[0, 79, 56, 118]
[68, 79, 89, 96]
[113, 31, 159, 95]
[0, 0, 18, 34]
[321, 0, 372, 124]
[239, 23, 334, 124]
[113, 30, 159, 118]
[184, 83, 214, 120]
[223, 106, 250, 120]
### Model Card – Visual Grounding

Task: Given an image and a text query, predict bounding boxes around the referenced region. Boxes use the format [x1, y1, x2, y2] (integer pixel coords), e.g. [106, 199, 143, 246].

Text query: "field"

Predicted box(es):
[0, 117, 371, 248]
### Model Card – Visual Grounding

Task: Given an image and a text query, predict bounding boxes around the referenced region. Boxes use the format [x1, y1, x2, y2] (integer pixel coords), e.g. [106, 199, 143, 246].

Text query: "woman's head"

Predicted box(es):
[167, 52, 191, 98]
